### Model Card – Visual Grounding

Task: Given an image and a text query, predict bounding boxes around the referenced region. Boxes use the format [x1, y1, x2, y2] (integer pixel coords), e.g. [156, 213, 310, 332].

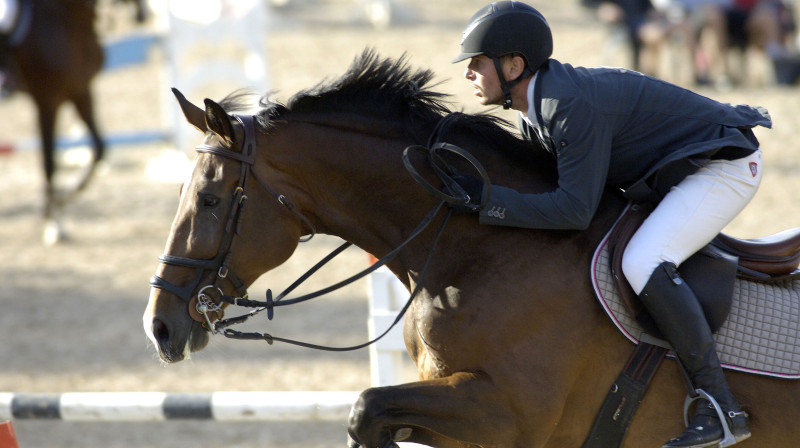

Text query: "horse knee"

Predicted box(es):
[348, 387, 394, 448]
[348, 387, 381, 433]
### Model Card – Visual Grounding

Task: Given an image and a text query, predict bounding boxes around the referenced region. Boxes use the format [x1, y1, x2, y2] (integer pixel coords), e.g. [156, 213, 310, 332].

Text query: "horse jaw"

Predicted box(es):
[143, 288, 209, 363]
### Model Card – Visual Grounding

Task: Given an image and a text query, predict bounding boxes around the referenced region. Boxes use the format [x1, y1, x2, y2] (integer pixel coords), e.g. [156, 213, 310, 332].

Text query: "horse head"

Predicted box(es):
[143, 89, 307, 363]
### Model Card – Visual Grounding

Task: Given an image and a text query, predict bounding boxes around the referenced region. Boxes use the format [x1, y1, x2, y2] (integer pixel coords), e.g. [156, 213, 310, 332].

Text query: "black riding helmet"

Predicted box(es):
[453, 2, 553, 109]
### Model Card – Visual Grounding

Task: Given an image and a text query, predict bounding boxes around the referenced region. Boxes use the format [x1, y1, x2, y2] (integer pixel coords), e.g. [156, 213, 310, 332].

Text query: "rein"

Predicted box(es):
[151, 111, 474, 352]
[403, 112, 492, 208]
[219, 201, 451, 351]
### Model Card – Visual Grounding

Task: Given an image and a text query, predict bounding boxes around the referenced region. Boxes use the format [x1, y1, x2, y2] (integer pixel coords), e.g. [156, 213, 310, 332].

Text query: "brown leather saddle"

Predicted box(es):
[608, 203, 800, 334]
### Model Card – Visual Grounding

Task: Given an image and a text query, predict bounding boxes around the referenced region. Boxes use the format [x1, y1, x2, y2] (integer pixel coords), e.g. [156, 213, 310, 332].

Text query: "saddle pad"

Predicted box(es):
[591, 227, 800, 379]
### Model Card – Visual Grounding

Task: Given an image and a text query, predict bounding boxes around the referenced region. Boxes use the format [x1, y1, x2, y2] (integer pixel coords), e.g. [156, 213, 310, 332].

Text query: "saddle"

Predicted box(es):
[608, 203, 800, 334]
[583, 203, 800, 448]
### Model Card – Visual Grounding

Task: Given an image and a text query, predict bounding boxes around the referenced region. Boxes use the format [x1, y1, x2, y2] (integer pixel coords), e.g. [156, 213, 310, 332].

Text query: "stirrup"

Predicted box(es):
[683, 389, 748, 448]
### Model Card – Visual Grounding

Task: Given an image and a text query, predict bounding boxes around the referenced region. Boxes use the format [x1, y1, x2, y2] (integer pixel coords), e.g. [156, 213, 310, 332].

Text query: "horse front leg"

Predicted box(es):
[347, 371, 517, 448]
[36, 100, 64, 245]
[65, 88, 105, 199]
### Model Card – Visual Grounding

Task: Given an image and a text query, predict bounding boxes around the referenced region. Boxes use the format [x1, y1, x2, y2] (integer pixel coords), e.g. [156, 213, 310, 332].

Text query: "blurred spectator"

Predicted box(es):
[585, 0, 799, 86]
[669, 0, 798, 86]
[582, 0, 679, 75]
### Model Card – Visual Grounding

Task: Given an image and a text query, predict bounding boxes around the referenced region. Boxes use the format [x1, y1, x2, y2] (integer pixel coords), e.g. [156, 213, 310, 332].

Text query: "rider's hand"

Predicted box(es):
[450, 174, 484, 213]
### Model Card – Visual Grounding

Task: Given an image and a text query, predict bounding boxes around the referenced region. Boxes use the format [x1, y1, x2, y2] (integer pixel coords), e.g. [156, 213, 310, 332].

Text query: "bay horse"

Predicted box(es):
[143, 50, 800, 447]
[3, 0, 105, 243]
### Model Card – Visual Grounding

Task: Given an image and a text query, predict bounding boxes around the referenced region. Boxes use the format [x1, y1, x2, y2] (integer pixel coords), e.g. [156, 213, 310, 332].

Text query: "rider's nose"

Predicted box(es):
[464, 68, 474, 80]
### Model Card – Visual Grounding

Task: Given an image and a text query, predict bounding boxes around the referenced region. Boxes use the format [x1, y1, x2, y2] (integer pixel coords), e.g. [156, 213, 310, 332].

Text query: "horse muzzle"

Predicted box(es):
[143, 287, 212, 363]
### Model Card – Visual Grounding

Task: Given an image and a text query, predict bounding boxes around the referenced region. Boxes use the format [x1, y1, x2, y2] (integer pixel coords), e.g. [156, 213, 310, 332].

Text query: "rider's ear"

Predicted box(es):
[508, 55, 526, 80]
[203, 98, 236, 145]
[172, 88, 206, 131]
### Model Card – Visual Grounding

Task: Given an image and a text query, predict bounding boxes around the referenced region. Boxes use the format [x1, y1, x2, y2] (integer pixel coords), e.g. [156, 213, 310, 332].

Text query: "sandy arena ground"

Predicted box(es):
[1, 0, 799, 446]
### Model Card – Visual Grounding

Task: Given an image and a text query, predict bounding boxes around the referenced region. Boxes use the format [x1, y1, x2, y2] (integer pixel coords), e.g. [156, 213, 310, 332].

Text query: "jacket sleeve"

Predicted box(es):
[478, 97, 615, 230]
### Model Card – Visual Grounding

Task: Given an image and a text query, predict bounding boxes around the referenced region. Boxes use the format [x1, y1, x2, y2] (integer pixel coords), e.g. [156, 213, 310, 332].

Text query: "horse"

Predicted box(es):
[143, 49, 800, 447]
[2, 0, 105, 243]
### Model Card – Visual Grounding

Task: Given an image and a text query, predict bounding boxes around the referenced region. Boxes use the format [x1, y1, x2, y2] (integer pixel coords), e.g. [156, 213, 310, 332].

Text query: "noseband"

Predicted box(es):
[149, 114, 315, 329]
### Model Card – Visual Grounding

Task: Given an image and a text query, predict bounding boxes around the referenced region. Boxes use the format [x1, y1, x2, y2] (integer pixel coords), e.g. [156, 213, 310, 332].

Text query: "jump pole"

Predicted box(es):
[0, 391, 358, 422]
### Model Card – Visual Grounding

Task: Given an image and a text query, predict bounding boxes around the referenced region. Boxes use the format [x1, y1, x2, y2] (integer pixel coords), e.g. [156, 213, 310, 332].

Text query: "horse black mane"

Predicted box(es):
[259, 49, 450, 125]
[254, 49, 517, 141]
[218, 48, 556, 176]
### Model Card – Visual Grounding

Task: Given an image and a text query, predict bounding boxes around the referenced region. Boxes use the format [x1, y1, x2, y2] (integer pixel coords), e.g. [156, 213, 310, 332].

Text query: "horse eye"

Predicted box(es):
[201, 194, 220, 208]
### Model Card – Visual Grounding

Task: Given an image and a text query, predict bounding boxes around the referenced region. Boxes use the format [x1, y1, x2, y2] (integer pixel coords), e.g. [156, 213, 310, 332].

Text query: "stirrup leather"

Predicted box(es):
[683, 389, 748, 448]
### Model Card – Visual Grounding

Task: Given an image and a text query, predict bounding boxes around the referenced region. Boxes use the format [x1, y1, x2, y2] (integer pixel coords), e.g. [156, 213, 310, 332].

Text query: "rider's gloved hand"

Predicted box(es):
[449, 174, 484, 214]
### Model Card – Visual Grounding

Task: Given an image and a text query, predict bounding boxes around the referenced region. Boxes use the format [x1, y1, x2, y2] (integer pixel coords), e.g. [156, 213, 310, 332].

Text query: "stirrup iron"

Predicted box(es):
[683, 389, 747, 448]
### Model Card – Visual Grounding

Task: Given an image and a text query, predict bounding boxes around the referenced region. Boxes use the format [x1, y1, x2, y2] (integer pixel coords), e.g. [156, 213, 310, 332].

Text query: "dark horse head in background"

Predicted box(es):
[2, 0, 106, 244]
[143, 49, 800, 447]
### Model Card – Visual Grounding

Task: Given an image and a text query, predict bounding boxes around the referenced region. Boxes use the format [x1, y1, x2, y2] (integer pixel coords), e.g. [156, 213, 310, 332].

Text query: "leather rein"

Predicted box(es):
[148, 113, 478, 352]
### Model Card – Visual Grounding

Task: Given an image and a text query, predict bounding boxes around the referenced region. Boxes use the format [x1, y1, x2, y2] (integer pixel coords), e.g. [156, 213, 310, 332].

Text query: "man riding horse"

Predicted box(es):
[451, 2, 771, 447]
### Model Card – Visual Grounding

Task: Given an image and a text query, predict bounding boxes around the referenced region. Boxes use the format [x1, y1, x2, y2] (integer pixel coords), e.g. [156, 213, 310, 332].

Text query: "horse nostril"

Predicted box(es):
[152, 318, 170, 348]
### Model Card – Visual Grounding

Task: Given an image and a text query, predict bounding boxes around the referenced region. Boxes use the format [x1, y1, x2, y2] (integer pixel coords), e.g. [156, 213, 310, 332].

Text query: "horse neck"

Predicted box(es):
[264, 116, 439, 264]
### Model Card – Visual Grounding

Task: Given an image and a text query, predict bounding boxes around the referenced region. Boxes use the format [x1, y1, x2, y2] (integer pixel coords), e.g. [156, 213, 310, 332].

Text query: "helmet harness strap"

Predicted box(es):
[492, 56, 532, 110]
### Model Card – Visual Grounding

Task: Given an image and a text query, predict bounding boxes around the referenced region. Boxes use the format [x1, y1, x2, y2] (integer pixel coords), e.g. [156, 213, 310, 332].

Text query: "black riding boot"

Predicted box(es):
[638, 262, 750, 448]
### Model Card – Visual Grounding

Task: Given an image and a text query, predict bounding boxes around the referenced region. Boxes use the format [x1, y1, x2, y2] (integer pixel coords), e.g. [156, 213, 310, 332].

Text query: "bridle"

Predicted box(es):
[149, 114, 315, 331]
[149, 111, 486, 351]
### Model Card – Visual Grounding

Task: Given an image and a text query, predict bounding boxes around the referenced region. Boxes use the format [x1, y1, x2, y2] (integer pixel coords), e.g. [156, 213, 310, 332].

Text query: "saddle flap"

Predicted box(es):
[607, 204, 737, 333]
[607, 204, 649, 323]
[678, 245, 737, 332]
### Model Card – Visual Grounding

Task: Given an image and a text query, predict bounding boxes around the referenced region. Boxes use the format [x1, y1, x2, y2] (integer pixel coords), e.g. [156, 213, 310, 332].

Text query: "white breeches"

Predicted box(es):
[622, 149, 762, 294]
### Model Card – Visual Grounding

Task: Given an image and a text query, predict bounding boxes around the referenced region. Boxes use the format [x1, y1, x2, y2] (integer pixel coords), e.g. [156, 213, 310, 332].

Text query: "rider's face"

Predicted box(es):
[464, 56, 503, 106]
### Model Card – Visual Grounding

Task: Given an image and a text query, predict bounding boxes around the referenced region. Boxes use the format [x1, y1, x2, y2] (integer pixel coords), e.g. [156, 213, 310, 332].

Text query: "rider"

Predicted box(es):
[451, 2, 770, 447]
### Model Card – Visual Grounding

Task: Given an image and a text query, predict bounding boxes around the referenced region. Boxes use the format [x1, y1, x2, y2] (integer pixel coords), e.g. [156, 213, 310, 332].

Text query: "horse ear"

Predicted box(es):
[172, 88, 206, 131]
[203, 98, 236, 144]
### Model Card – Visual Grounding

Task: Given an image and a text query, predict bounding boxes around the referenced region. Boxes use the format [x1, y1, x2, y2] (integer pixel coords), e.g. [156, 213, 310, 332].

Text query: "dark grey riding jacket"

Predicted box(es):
[480, 59, 772, 230]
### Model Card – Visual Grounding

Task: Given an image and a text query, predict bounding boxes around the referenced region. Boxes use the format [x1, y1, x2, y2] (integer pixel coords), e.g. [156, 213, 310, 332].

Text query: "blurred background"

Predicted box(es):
[0, 0, 798, 446]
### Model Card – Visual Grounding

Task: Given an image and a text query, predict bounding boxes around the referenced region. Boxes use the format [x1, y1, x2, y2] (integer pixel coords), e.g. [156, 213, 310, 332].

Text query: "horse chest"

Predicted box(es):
[406, 287, 492, 375]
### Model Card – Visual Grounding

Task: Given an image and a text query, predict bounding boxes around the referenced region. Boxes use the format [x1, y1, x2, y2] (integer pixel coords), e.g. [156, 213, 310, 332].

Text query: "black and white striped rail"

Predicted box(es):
[0, 392, 359, 421]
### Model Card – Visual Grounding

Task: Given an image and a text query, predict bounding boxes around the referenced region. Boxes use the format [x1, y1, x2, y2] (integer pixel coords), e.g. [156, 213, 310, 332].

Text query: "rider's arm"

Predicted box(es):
[479, 101, 615, 230]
